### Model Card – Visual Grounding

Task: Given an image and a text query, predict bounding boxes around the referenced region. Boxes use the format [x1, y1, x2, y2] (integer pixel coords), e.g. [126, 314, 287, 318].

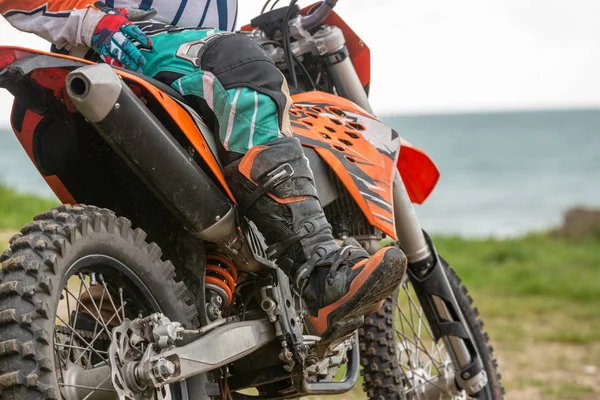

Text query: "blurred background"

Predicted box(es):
[1, 1, 599, 399]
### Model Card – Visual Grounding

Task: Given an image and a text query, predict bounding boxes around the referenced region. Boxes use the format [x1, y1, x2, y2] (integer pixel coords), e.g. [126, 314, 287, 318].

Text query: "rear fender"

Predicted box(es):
[0, 46, 234, 204]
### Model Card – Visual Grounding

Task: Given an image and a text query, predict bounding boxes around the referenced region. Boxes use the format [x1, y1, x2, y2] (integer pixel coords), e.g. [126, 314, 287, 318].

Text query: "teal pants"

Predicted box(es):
[135, 23, 293, 157]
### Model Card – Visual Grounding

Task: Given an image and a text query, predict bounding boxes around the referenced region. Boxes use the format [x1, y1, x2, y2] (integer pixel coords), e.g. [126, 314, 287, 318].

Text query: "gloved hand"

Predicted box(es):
[91, 3, 153, 71]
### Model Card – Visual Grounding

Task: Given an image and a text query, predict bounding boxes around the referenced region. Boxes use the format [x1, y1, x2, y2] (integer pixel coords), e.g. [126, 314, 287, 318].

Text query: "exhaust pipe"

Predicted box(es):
[65, 64, 233, 239]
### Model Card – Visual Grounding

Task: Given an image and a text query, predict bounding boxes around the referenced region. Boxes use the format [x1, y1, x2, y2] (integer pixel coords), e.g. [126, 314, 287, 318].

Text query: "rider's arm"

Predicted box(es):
[0, 0, 105, 49]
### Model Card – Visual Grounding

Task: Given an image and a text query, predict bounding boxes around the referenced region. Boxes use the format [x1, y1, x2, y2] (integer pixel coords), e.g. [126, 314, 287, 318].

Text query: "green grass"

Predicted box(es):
[0, 183, 59, 231]
[435, 232, 600, 305]
[433, 233, 600, 347]
[430, 233, 600, 399]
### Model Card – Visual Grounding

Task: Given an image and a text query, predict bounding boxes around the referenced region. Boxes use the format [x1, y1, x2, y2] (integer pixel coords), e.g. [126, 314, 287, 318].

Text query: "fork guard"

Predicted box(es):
[407, 231, 487, 393]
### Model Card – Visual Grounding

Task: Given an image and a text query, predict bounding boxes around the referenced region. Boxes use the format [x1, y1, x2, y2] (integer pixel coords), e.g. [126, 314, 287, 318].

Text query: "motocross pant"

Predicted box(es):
[134, 22, 293, 158]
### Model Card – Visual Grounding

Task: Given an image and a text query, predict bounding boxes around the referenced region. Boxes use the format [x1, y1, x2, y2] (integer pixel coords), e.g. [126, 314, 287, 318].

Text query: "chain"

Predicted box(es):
[55, 325, 111, 342]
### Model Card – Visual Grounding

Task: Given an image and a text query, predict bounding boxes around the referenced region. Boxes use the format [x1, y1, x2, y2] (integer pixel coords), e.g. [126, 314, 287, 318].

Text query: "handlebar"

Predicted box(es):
[300, 0, 338, 30]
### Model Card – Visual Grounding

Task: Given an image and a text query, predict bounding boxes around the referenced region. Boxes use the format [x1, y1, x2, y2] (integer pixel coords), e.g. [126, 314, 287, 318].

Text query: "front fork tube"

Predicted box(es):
[392, 172, 488, 394]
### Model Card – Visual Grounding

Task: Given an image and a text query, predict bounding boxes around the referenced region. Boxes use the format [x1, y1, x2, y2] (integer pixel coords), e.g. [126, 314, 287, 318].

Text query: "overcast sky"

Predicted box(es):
[2, 0, 600, 125]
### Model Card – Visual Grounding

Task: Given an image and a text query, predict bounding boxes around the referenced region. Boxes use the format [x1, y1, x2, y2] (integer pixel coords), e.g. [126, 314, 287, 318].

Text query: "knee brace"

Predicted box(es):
[199, 33, 292, 134]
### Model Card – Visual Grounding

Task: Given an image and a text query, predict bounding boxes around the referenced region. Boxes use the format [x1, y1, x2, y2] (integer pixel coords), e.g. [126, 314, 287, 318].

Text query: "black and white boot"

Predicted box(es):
[225, 137, 407, 340]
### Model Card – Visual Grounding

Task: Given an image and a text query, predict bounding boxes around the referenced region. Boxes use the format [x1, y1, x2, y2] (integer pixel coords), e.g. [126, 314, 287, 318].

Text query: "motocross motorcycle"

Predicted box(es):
[0, 1, 503, 399]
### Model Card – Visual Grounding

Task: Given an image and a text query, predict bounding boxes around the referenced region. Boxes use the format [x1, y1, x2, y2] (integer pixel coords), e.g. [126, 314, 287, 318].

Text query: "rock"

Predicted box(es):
[583, 365, 597, 375]
[555, 207, 600, 239]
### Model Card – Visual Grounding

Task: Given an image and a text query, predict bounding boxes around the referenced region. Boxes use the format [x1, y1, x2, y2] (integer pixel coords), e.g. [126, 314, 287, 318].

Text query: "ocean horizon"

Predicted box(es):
[1, 108, 599, 238]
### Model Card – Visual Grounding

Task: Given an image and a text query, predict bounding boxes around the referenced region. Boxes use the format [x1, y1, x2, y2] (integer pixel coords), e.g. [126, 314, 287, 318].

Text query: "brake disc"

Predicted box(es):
[108, 319, 157, 400]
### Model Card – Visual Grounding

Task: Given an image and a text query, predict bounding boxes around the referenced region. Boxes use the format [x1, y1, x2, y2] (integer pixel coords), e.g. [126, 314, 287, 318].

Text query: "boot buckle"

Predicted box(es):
[262, 163, 294, 191]
[240, 164, 295, 214]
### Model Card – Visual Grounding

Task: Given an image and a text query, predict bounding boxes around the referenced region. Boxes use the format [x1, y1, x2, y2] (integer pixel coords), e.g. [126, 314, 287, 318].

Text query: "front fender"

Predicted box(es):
[397, 138, 440, 204]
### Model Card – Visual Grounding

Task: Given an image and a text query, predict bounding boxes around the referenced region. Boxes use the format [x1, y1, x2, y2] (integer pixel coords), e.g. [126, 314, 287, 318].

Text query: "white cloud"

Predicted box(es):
[375, 0, 600, 114]
[2, 0, 600, 123]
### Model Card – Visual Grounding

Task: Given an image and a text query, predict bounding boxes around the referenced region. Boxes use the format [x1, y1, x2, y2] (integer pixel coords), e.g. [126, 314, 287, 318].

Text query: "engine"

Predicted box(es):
[323, 169, 384, 255]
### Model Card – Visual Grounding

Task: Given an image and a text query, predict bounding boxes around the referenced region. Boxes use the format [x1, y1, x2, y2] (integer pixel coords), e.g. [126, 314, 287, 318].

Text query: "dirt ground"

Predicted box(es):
[0, 230, 14, 251]
[496, 340, 600, 399]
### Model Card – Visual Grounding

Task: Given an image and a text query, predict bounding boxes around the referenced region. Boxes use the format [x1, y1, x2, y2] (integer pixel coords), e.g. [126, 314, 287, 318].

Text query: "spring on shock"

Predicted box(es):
[205, 254, 238, 307]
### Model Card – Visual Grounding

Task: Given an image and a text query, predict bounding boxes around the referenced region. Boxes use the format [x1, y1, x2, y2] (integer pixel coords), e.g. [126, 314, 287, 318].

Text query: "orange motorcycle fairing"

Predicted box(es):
[9, 100, 77, 205]
[291, 92, 400, 238]
[291, 92, 440, 239]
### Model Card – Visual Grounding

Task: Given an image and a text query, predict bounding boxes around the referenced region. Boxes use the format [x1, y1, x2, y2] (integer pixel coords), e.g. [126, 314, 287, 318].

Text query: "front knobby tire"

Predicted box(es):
[359, 259, 504, 400]
[0, 205, 199, 400]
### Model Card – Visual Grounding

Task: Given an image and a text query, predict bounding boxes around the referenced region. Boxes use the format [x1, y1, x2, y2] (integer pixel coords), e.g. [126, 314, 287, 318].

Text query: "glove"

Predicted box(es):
[91, 3, 153, 71]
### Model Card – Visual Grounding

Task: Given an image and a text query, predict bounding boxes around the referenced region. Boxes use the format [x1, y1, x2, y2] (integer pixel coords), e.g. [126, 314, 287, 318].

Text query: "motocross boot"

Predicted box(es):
[224, 137, 407, 340]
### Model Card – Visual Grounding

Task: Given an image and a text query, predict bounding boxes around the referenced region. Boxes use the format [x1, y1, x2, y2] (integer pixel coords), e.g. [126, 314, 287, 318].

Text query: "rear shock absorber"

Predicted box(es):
[205, 254, 238, 321]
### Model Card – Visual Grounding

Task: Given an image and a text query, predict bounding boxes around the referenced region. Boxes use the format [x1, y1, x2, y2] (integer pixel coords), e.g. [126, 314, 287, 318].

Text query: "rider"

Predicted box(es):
[0, 0, 407, 340]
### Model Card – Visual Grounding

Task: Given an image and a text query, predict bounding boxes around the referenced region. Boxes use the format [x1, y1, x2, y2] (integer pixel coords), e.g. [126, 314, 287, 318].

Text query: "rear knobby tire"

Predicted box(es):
[359, 258, 504, 399]
[0, 204, 198, 400]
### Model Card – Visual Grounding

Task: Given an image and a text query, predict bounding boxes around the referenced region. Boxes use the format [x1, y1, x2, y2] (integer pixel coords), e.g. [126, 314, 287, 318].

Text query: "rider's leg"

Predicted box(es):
[223, 138, 407, 339]
[173, 32, 407, 340]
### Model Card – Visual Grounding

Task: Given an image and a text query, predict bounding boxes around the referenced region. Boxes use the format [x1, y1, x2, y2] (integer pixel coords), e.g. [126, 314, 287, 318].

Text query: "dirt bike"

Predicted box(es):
[0, 1, 503, 399]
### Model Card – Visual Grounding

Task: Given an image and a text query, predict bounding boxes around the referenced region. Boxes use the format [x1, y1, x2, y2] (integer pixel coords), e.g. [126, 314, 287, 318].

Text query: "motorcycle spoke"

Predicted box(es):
[81, 375, 115, 400]
[53, 340, 67, 382]
[99, 274, 124, 325]
[403, 284, 440, 357]
[415, 300, 423, 369]
[397, 364, 451, 395]
[78, 273, 115, 338]
[402, 285, 446, 368]
[63, 287, 111, 339]
[61, 278, 128, 367]
[72, 302, 125, 365]
[397, 354, 460, 398]
[395, 281, 463, 398]
[119, 286, 126, 322]
[66, 279, 84, 364]
[55, 343, 108, 355]
[55, 270, 146, 395]
[90, 277, 106, 347]
[59, 382, 115, 394]
[397, 305, 418, 371]
[55, 314, 111, 367]
[397, 301, 443, 372]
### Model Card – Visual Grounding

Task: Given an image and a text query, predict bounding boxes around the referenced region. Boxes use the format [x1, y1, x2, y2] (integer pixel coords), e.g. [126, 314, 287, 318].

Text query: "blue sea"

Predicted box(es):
[1, 109, 599, 237]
